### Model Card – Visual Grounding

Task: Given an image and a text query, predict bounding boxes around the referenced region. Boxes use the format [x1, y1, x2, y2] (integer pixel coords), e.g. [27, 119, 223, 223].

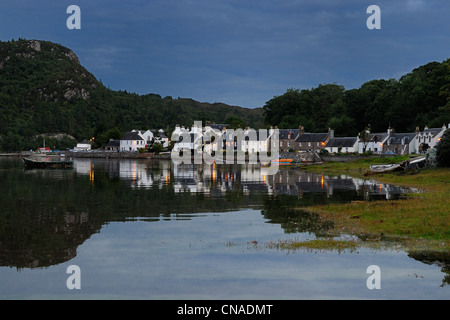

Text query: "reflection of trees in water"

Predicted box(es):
[408, 251, 450, 287]
[261, 195, 334, 236]
[0, 159, 431, 272]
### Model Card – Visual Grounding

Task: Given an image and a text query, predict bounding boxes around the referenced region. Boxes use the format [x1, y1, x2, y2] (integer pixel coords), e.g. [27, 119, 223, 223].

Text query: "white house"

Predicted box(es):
[132, 129, 154, 147]
[120, 131, 145, 152]
[74, 139, 92, 152]
[414, 124, 448, 153]
[240, 128, 277, 154]
[172, 124, 203, 154]
[153, 129, 169, 148]
[325, 137, 358, 153]
[358, 130, 390, 154]
[172, 123, 278, 157]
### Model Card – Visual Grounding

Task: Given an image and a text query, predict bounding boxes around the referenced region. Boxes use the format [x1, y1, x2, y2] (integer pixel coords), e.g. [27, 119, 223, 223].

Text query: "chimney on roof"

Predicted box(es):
[299, 125, 304, 136]
[387, 124, 394, 136]
[415, 126, 420, 135]
[328, 127, 334, 139]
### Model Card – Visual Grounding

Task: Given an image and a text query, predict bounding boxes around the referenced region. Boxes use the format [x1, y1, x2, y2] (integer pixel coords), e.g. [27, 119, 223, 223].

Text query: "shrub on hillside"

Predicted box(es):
[436, 130, 450, 167]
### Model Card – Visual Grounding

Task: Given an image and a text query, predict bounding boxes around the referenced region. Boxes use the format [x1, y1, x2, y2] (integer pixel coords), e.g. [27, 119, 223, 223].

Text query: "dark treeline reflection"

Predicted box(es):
[0, 158, 418, 269]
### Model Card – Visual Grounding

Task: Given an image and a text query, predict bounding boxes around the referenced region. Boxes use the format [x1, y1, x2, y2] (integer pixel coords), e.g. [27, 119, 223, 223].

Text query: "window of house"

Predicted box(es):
[308, 142, 311, 147]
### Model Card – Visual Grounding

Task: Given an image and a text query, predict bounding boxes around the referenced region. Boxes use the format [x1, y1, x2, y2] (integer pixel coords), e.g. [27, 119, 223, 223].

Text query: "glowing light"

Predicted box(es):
[90, 162, 94, 183]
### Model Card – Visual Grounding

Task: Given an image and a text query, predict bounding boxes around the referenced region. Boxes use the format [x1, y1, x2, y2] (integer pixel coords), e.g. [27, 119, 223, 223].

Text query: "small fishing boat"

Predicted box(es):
[408, 156, 426, 165]
[369, 163, 402, 173]
[271, 158, 293, 166]
[369, 156, 426, 173]
[272, 159, 293, 163]
[22, 157, 73, 169]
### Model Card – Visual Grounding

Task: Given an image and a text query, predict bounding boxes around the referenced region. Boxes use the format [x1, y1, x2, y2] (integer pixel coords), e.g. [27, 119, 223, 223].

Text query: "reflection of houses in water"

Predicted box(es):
[267, 170, 355, 198]
[119, 160, 173, 189]
[354, 178, 415, 200]
[119, 161, 153, 189]
[74, 159, 121, 183]
[172, 164, 273, 195]
[73, 159, 414, 199]
[267, 170, 413, 200]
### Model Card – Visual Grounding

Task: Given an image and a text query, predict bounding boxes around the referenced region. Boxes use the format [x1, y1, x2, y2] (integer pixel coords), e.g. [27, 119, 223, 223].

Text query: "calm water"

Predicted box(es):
[0, 157, 448, 299]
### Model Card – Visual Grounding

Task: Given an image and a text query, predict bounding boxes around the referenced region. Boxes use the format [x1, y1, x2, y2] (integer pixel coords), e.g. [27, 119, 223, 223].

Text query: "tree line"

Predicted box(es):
[0, 39, 264, 151]
[263, 59, 450, 136]
[0, 39, 448, 152]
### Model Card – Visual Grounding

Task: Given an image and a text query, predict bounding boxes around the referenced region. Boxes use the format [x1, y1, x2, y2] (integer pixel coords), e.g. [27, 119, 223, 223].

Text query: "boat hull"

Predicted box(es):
[22, 157, 73, 169]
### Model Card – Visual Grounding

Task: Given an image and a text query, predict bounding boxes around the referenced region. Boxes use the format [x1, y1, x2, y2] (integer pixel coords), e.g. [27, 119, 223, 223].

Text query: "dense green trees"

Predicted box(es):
[0, 39, 264, 152]
[436, 130, 450, 167]
[1, 39, 448, 152]
[263, 59, 450, 136]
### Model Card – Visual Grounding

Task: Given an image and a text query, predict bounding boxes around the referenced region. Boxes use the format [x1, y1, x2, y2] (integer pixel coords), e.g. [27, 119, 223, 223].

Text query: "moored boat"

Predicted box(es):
[272, 159, 293, 162]
[22, 157, 73, 169]
[369, 163, 402, 173]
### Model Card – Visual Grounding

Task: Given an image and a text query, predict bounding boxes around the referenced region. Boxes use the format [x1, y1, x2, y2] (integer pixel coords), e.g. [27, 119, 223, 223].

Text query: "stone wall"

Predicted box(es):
[65, 151, 140, 159]
[320, 154, 398, 162]
[65, 151, 171, 160]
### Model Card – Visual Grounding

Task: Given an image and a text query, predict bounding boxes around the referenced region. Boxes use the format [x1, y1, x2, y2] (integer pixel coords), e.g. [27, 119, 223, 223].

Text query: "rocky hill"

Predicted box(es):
[0, 39, 264, 151]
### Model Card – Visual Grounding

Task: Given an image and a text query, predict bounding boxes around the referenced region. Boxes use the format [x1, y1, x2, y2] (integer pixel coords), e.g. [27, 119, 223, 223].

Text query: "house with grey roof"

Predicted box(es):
[105, 139, 120, 151]
[414, 124, 448, 153]
[325, 137, 358, 154]
[383, 132, 416, 155]
[294, 127, 334, 152]
[358, 129, 390, 154]
[120, 131, 145, 152]
[278, 128, 300, 152]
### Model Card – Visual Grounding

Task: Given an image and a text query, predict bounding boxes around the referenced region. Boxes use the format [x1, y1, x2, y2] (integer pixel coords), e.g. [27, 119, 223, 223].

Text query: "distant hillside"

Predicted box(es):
[0, 39, 265, 151]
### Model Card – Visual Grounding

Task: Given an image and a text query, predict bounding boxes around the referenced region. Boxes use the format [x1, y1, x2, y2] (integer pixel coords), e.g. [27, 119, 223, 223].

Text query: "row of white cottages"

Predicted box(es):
[103, 123, 448, 155]
[170, 123, 448, 155]
[171, 123, 280, 154]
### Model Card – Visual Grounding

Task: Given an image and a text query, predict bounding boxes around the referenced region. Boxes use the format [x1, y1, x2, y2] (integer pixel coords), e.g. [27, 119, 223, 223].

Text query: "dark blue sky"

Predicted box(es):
[1, 0, 449, 108]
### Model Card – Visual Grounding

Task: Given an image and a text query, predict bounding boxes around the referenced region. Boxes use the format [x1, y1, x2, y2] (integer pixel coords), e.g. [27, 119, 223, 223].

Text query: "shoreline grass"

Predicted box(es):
[284, 158, 450, 252]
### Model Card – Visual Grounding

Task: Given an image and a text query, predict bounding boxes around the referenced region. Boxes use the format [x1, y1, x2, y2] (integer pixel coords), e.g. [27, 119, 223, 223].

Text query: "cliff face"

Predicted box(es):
[0, 39, 99, 105]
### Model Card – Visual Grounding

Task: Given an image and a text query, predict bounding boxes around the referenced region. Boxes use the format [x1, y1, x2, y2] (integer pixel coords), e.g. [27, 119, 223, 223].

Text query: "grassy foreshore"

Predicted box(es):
[282, 157, 450, 253]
